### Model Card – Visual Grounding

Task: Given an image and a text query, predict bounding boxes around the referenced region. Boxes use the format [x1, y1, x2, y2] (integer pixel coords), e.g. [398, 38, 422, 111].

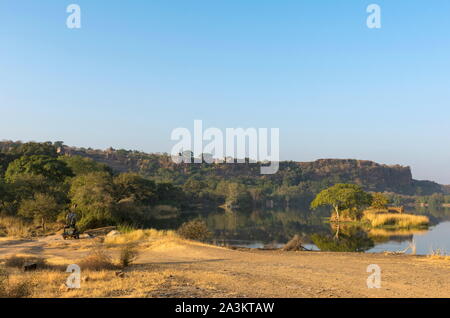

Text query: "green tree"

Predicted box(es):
[113, 173, 157, 205]
[310, 184, 372, 222]
[13, 142, 57, 157]
[0, 153, 14, 177]
[370, 192, 389, 210]
[156, 182, 184, 204]
[69, 172, 116, 230]
[18, 193, 60, 232]
[5, 155, 73, 183]
[226, 183, 253, 211]
[60, 155, 112, 176]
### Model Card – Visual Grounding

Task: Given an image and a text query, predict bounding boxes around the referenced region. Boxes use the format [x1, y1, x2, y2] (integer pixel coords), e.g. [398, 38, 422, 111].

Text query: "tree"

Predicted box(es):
[5, 155, 73, 183]
[225, 183, 253, 211]
[60, 155, 112, 176]
[0, 153, 14, 177]
[69, 172, 116, 230]
[156, 182, 184, 204]
[0, 180, 7, 211]
[13, 142, 57, 157]
[310, 184, 372, 222]
[113, 173, 157, 205]
[18, 193, 60, 232]
[370, 192, 389, 210]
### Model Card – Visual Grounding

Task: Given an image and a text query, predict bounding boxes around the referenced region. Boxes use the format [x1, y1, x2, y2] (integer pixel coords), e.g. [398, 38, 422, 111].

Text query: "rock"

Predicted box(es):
[115, 271, 126, 278]
[106, 230, 121, 237]
[283, 235, 306, 251]
[59, 283, 70, 292]
[23, 263, 37, 272]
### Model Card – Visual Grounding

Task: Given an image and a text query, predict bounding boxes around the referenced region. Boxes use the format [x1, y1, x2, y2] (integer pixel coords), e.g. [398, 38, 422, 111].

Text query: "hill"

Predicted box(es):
[0, 141, 446, 199]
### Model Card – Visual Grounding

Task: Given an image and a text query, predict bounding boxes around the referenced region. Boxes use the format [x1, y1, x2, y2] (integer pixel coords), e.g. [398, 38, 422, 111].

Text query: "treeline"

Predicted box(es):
[0, 142, 186, 231]
[415, 193, 450, 207]
[1, 141, 448, 233]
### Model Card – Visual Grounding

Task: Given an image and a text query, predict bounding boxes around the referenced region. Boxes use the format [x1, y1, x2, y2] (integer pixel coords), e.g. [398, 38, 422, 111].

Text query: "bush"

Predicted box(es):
[119, 244, 139, 268]
[79, 246, 116, 271]
[177, 220, 211, 242]
[4, 255, 47, 269]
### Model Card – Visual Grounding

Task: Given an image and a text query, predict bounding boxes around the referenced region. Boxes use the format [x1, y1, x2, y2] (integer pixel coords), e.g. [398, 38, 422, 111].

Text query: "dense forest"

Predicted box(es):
[0, 141, 448, 231]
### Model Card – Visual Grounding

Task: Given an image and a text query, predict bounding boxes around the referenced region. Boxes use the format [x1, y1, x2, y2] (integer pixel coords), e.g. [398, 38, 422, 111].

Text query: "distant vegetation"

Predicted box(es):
[310, 185, 430, 229]
[0, 142, 186, 232]
[0, 141, 445, 234]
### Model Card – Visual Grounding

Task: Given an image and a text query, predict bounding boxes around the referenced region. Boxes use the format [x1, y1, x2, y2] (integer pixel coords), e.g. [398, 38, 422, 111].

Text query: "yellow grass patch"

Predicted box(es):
[363, 211, 429, 228]
[0, 216, 33, 238]
[104, 229, 178, 245]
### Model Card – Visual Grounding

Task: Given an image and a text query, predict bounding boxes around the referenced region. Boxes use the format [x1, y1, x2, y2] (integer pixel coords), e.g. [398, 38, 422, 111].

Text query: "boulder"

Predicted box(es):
[106, 230, 121, 237]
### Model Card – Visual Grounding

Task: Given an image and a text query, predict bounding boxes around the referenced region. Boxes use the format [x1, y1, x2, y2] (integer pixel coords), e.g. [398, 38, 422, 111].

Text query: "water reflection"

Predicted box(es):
[153, 206, 450, 255]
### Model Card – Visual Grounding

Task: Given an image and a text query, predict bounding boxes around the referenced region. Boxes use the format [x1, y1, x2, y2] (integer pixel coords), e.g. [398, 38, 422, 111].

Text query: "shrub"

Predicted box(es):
[4, 255, 47, 269]
[177, 220, 211, 242]
[119, 244, 139, 268]
[79, 246, 116, 271]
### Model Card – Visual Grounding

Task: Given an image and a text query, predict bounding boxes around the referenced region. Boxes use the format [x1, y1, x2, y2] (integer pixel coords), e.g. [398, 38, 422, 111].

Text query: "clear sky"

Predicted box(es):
[1, 1, 450, 183]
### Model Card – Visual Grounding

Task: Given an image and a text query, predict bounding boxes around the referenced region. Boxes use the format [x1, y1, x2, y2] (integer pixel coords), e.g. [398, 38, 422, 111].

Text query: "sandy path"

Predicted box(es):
[0, 236, 448, 298]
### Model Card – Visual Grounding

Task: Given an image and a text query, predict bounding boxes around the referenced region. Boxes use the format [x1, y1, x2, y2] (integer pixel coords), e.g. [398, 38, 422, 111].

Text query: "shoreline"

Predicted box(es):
[0, 235, 448, 298]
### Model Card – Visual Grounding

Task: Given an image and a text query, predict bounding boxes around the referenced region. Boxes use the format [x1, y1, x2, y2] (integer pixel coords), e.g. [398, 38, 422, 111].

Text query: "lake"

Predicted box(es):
[160, 207, 450, 256]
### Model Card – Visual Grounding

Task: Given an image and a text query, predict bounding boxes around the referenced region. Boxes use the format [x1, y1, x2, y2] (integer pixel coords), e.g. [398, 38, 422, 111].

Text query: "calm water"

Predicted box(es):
[159, 207, 450, 256]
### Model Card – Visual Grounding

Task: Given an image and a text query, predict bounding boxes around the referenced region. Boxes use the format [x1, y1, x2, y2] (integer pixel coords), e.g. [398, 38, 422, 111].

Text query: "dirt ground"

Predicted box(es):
[0, 235, 448, 298]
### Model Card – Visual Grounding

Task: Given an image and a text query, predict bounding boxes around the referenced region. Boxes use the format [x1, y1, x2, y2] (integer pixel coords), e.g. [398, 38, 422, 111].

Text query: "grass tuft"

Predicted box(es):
[427, 248, 449, 261]
[78, 246, 117, 271]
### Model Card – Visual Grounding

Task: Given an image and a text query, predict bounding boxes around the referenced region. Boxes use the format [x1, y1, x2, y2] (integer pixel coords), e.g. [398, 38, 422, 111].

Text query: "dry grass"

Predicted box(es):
[104, 229, 178, 245]
[4, 268, 172, 298]
[427, 248, 450, 261]
[3, 255, 48, 269]
[0, 216, 33, 238]
[363, 211, 429, 228]
[78, 246, 117, 271]
[0, 267, 35, 298]
[119, 244, 139, 268]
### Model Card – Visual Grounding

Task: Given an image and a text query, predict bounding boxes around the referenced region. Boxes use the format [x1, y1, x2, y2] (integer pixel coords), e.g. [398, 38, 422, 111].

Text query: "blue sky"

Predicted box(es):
[1, 1, 450, 183]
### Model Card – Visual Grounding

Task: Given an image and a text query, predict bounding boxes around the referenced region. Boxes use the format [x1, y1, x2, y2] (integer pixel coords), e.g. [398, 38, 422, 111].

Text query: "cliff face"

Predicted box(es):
[0, 141, 444, 196]
[297, 159, 415, 194]
[57, 147, 443, 195]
